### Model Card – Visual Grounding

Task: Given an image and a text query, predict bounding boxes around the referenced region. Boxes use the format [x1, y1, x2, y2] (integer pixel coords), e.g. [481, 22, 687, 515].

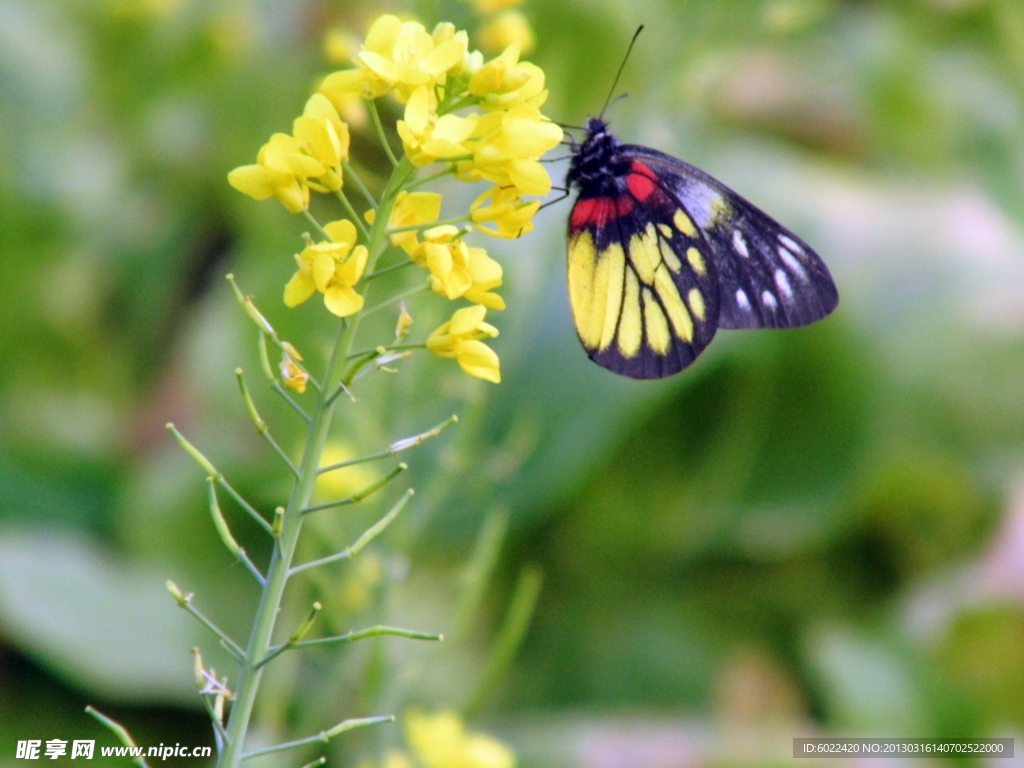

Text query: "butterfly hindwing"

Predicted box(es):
[624, 146, 839, 330]
[567, 172, 720, 379]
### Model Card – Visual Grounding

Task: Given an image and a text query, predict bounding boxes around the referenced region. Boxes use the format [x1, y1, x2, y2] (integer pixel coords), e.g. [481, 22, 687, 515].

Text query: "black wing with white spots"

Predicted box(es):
[625, 145, 839, 330]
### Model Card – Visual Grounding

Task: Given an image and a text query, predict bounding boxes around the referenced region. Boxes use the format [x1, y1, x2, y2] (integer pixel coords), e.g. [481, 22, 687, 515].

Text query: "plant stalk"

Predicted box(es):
[218, 157, 414, 768]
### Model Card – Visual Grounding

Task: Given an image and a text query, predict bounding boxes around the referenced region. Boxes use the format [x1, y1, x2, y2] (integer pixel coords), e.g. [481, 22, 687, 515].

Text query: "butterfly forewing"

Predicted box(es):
[567, 174, 720, 378]
[625, 146, 839, 330]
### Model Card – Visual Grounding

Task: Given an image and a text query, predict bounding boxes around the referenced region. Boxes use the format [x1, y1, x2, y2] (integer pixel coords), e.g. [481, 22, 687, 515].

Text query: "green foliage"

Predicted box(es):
[3, 0, 1024, 763]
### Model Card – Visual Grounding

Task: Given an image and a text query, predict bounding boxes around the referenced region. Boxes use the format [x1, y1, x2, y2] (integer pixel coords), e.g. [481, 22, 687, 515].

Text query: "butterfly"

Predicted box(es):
[562, 29, 838, 379]
[563, 119, 838, 379]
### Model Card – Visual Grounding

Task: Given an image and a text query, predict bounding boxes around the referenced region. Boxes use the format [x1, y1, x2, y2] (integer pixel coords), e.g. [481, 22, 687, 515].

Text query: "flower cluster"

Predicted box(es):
[228, 12, 562, 383]
[320, 15, 562, 240]
[283, 220, 368, 317]
[388, 192, 505, 310]
[228, 94, 349, 213]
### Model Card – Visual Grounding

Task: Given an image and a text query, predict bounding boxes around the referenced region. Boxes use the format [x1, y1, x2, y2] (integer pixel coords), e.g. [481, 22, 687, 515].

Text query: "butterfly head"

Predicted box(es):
[566, 118, 627, 192]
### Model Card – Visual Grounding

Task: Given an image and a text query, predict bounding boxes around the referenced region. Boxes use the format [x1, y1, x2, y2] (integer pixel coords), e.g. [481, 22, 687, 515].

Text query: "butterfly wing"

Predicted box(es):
[566, 166, 721, 379]
[625, 146, 839, 330]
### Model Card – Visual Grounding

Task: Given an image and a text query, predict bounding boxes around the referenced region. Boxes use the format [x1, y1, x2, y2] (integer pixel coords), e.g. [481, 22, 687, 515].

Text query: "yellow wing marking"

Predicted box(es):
[673, 210, 697, 237]
[654, 265, 694, 342]
[657, 223, 673, 238]
[643, 288, 671, 354]
[568, 231, 599, 348]
[599, 244, 625, 351]
[658, 234, 682, 274]
[686, 247, 706, 276]
[628, 225, 661, 285]
[618, 269, 642, 358]
[687, 288, 705, 321]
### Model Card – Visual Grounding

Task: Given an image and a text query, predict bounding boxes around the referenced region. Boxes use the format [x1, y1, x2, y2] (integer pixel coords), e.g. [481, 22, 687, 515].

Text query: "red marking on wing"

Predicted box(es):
[571, 195, 636, 228]
[627, 161, 658, 201]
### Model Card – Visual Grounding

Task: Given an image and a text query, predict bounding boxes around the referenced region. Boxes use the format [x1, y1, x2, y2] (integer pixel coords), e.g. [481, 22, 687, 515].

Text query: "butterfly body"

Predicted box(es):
[565, 118, 839, 379]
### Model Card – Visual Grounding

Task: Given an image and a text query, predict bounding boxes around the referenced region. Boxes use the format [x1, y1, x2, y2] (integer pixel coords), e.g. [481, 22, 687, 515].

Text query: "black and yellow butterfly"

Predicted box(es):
[564, 121, 839, 380]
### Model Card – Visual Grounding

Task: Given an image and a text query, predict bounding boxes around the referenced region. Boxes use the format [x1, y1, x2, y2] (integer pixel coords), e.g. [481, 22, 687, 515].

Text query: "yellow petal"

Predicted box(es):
[293, 115, 341, 170]
[424, 242, 454, 279]
[426, 326, 457, 357]
[358, 50, 402, 83]
[320, 68, 369, 101]
[324, 284, 364, 317]
[272, 177, 309, 213]
[432, 22, 456, 46]
[423, 224, 460, 243]
[312, 250, 336, 292]
[456, 339, 501, 382]
[420, 36, 467, 76]
[507, 158, 552, 196]
[468, 247, 503, 286]
[227, 165, 274, 200]
[389, 190, 442, 232]
[335, 244, 368, 284]
[468, 59, 507, 96]
[404, 85, 432, 135]
[284, 271, 316, 307]
[450, 304, 488, 336]
[464, 286, 506, 310]
[324, 219, 357, 246]
[363, 14, 402, 56]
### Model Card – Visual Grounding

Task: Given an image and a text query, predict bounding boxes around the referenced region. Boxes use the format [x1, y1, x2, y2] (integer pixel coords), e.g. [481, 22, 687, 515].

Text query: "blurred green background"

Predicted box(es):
[3, 0, 1024, 765]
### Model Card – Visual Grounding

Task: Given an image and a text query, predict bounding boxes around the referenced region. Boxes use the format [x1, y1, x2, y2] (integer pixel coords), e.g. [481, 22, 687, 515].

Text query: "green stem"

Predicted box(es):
[217, 156, 416, 768]
[85, 707, 151, 768]
[302, 209, 331, 241]
[335, 187, 370, 241]
[343, 161, 378, 210]
[241, 716, 395, 760]
[361, 283, 430, 318]
[386, 214, 471, 235]
[368, 99, 399, 167]
[408, 166, 456, 190]
[256, 622, 440, 670]
[365, 258, 416, 281]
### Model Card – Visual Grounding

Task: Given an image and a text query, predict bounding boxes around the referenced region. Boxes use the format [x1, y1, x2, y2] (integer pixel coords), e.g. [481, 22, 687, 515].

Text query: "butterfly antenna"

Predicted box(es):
[599, 25, 644, 120]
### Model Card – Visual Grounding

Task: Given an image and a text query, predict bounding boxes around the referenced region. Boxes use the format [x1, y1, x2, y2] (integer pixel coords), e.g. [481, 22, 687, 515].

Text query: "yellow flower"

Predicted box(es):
[354, 15, 469, 103]
[395, 304, 414, 338]
[470, 185, 540, 239]
[417, 226, 505, 308]
[405, 711, 515, 768]
[419, 226, 473, 298]
[388, 190, 443, 255]
[292, 94, 350, 192]
[468, 44, 548, 109]
[228, 132, 323, 213]
[319, 67, 374, 124]
[463, 247, 506, 309]
[284, 219, 369, 317]
[479, 11, 535, 55]
[427, 305, 501, 383]
[397, 85, 479, 166]
[457, 102, 562, 196]
[279, 343, 309, 393]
